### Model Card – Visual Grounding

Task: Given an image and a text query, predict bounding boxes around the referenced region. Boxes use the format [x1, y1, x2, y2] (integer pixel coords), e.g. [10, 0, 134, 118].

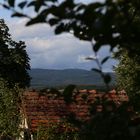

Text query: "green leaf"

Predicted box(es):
[11, 12, 27, 17]
[85, 57, 96, 60]
[92, 68, 102, 74]
[93, 42, 101, 52]
[27, 1, 36, 7]
[63, 84, 76, 104]
[103, 73, 111, 84]
[34, 1, 46, 12]
[90, 2, 104, 9]
[18, 1, 27, 9]
[8, 0, 15, 7]
[49, 18, 59, 26]
[101, 56, 110, 64]
[50, 0, 58, 2]
[35, 2, 41, 12]
[26, 16, 46, 26]
[55, 23, 65, 34]
[76, 4, 86, 11]
[3, 4, 10, 10]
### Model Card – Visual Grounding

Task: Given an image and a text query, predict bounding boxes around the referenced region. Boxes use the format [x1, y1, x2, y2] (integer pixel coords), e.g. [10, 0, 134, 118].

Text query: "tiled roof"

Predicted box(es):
[22, 89, 128, 132]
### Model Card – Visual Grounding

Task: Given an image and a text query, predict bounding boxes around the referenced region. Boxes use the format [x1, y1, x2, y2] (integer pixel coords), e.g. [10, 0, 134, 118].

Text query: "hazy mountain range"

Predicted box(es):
[29, 69, 116, 89]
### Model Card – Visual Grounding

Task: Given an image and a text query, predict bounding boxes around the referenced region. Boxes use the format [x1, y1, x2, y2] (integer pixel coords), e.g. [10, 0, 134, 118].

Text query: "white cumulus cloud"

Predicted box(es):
[0, 9, 117, 71]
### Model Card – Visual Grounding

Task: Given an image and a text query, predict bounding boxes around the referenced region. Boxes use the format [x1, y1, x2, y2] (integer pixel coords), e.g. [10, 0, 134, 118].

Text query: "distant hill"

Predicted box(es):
[29, 69, 116, 89]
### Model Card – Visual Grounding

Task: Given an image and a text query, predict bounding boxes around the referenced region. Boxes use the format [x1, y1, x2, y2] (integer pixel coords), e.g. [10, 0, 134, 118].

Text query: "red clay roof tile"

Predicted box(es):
[22, 90, 128, 132]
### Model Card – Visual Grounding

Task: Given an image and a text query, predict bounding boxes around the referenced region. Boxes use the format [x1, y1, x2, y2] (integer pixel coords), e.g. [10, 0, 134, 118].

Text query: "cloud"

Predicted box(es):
[25, 33, 96, 69]
[7, 18, 54, 40]
[1, 15, 117, 71]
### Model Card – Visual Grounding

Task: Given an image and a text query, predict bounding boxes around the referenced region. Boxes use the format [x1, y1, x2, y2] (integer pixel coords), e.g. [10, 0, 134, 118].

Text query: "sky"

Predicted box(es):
[0, 0, 117, 72]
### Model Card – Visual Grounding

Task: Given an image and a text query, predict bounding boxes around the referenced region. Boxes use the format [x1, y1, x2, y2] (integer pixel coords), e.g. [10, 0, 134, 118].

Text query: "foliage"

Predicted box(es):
[1, 0, 140, 139]
[115, 50, 140, 95]
[1, 0, 140, 55]
[78, 96, 140, 140]
[0, 19, 30, 88]
[63, 84, 76, 104]
[0, 78, 21, 138]
[33, 96, 140, 140]
[115, 49, 140, 111]
[0, 19, 30, 139]
[35, 121, 79, 140]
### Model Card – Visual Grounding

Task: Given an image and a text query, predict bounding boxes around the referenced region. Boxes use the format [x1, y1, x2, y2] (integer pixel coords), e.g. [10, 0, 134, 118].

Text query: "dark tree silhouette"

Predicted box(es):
[0, 19, 30, 88]
[1, 0, 140, 57]
[1, 1, 140, 139]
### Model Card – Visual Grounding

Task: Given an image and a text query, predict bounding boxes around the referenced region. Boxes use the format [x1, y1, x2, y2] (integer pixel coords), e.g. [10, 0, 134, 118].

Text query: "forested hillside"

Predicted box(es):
[29, 69, 116, 88]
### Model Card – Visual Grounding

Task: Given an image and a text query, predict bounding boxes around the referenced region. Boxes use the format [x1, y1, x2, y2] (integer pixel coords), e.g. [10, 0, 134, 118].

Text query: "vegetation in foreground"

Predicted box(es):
[0, 19, 30, 138]
[0, 0, 140, 139]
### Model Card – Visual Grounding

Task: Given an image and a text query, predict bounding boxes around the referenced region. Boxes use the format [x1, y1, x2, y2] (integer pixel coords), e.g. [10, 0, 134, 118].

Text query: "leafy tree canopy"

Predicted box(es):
[0, 19, 30, 138]
[116, 49, 140, 94]
[1, 1, 140, 139]
[0, 78, 21, 138]
[1, 0, 140, 57]
[0, 19, 30, 88]
[115, 49, 140, 111]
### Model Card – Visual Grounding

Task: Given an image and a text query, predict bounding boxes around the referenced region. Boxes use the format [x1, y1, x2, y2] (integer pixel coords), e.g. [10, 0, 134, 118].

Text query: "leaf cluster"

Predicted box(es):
[0, 19, 30, 139]
[0, 78, 21, 138]
[1, 0, 140, 56]
[0, 19, 30, 88]
[115, 49, 140, 111]
[35, 121, 79, 140]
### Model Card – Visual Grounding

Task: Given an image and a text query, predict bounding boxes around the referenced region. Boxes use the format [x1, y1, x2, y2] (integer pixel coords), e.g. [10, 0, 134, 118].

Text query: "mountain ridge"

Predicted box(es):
[29, 68, 116, 88]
